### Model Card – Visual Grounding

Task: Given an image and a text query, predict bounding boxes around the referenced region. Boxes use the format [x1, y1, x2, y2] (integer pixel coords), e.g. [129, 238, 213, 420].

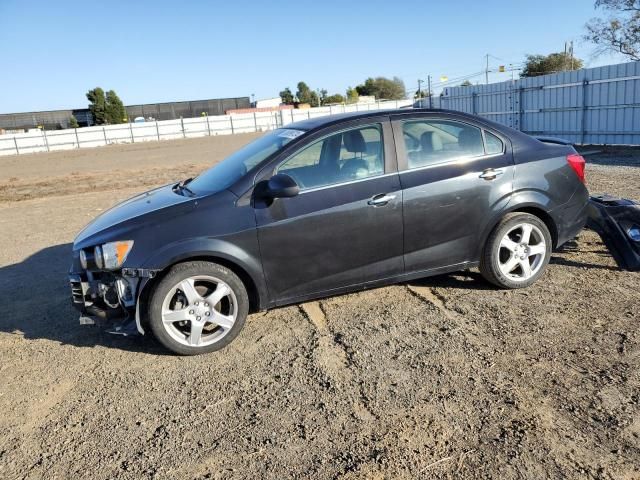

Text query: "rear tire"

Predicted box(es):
[480, 213, 552, 289]
[148, 261, 249, 355]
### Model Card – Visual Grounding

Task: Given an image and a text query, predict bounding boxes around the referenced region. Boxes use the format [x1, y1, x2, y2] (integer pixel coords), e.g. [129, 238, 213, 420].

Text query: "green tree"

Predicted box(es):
[295, 81, 320, 106]
[319, 89, 328, 105]
[355, 79, 371, 96]
[520, 52, 584, 77]
[355, 76, 406, 100]
[279, 87, 294, 104]
[68, 115, 80, 128]
[585, 0, 640, 60]
[346, 86, 359, 104]
[295, 81, 312, 104]
[105, 90, 127, 124]
[460, 80, 473, 87]
[86, 87, 106, 125]
[324, 93, 345, 104]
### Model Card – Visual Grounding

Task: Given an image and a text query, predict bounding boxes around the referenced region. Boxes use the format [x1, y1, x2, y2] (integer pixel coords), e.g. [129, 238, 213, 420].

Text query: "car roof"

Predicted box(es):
[282, 108, 541, 147]
[284, 108, 482, 132]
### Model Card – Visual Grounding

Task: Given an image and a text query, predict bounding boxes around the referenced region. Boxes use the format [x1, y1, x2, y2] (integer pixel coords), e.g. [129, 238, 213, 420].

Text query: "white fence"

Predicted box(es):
[0, 99, 412, 157]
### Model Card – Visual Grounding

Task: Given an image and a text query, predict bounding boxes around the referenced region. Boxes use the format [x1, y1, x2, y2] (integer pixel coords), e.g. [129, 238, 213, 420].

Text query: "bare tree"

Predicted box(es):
[585, 0, 640, 60]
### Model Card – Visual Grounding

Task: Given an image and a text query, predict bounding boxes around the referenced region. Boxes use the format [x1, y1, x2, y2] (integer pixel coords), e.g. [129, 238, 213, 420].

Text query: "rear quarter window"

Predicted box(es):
[484, 131, 504, 155]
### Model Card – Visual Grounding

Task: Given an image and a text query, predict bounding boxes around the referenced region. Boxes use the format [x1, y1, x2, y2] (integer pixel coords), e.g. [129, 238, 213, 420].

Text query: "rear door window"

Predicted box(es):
[401, 120, 485, 169]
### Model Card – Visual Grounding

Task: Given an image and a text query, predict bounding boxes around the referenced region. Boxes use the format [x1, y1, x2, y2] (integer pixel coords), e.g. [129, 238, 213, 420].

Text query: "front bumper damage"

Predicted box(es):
[586, 195, 640, 272]
[69, 268, 158, 335]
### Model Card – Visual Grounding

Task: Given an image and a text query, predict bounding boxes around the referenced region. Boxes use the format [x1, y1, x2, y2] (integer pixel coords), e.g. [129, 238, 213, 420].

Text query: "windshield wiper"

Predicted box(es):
[174, 178, 195, 196]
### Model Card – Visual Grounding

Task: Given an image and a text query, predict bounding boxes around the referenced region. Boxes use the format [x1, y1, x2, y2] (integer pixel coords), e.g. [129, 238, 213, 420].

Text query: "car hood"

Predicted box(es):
[74, 183, 194, 248]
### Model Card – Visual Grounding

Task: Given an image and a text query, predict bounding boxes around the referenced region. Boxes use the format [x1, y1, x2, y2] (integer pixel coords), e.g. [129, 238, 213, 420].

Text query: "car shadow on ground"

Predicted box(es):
[550, 256, 619, 271]
[0, 243, 170, 355]
[552, 239, 620, 270]
[407, 270, 496, 291]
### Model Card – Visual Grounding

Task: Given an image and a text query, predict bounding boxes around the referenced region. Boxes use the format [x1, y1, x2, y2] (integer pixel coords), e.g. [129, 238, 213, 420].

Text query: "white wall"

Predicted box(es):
[0, 99, 412, 156]
[255, 97, 282, 108]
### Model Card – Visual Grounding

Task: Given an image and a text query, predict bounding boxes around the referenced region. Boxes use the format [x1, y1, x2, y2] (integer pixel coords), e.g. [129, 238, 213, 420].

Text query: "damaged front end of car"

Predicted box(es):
[587, 195, 640, 272]
[67, 183, 195, 335]
[69, 243, 158, 336]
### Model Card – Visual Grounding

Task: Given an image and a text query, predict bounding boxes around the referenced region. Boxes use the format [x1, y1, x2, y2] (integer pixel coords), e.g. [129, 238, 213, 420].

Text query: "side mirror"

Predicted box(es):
[266, 173, 299, 198]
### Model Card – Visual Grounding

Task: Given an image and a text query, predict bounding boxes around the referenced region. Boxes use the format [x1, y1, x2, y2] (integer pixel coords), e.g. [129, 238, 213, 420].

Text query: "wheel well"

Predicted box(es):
[142, 256, 262, 314]
[509, 206, 559, 248]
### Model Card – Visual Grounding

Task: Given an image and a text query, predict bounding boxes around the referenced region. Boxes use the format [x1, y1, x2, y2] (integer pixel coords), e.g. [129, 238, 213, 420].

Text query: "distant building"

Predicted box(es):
[126, 97, 249, 123]
[0, 109, 91, 131]
[0, 96, 250, 131]
[251, 97, 282, 109]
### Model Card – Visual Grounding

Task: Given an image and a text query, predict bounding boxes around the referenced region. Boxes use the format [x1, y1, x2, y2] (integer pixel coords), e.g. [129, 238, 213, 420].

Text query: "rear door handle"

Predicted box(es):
[479, 168, 504, 180]
[368, 194, 396, 206]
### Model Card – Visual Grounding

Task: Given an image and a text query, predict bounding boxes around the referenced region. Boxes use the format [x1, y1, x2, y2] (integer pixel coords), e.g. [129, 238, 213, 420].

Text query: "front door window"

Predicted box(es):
[277, 124, 385, 190]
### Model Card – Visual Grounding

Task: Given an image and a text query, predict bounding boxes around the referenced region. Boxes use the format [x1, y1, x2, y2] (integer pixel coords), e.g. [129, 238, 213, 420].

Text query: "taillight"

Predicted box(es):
[567, 153, 586, 183]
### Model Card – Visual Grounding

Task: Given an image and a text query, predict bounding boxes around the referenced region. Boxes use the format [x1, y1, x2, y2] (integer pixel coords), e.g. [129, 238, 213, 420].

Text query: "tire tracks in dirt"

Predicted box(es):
[299, 301, 376, 421]
[406, 283, 507, 354]
[406, 285, 457, 322]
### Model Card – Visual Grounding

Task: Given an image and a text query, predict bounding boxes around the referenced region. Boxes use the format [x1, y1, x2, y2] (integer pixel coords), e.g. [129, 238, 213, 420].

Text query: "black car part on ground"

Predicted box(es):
[586, 195, 640, 272]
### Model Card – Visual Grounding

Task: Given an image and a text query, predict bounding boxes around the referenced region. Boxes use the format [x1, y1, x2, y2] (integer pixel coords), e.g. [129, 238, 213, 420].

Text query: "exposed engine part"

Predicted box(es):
[115, 277, 136, 307]
[99, 282, 120, 309]
[122, 268, 158, 278]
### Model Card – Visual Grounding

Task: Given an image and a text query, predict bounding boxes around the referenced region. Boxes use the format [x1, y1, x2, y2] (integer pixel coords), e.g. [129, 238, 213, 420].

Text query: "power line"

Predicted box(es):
[431, 71, 486, 88]
[405, 62, 528, 98]
[433, 72, 483, 85]
[406, 71, 485, 96]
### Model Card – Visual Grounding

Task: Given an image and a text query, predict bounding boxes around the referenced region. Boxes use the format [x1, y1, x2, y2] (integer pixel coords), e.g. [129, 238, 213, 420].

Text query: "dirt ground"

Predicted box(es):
[0, 137, 638, 479]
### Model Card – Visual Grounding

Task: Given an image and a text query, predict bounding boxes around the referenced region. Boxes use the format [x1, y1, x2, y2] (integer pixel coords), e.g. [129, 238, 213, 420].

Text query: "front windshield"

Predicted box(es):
[187, 128, 305, 194]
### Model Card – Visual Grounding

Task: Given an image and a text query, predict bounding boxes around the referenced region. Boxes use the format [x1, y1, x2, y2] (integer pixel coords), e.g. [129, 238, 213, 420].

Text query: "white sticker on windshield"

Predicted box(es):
[277, 129, 305, 139]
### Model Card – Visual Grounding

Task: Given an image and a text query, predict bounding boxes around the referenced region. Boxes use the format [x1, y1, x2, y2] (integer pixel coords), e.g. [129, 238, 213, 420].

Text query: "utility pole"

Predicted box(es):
[485, 54, 489, 85]
[564, 41, 575, 70]
[427, 75, 433, 109]
[417, 79, 423, 99]
[570, 41, 574, 70]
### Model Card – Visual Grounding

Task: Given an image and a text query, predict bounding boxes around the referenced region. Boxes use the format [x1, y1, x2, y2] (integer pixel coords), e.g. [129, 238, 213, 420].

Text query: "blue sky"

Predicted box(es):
[0, 0, 625, 113]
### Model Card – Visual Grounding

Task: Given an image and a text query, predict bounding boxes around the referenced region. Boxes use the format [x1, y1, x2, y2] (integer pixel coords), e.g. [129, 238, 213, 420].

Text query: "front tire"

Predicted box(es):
[148, 261, 249, 355]
[480, 213, 552, 289]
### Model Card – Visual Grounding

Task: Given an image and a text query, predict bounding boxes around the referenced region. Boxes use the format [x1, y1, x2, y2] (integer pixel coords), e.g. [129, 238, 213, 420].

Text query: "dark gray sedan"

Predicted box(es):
[70, 109, 589, 354]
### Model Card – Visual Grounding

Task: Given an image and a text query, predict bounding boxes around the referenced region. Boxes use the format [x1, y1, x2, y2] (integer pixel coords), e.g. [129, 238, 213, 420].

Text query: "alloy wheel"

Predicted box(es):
[160, 275, 237, 347]
[497, 223, 547, 281]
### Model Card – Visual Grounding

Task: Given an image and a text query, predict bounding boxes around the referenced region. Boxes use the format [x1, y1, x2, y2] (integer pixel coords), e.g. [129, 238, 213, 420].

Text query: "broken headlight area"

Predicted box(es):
[69, 270, 138, 326]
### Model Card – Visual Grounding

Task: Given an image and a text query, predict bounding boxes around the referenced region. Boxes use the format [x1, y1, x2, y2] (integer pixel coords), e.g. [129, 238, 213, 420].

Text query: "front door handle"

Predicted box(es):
[479, 168, 504, 180]
[368, 194, 396, 207]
